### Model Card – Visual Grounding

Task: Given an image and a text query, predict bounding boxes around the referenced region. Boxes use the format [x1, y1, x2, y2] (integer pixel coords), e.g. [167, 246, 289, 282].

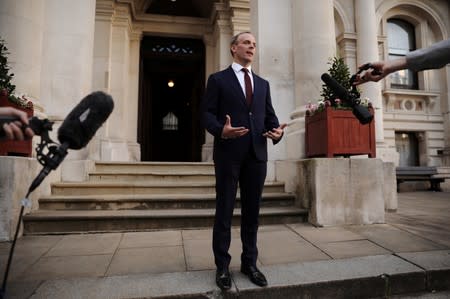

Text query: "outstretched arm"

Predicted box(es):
[354, 39, 450, 85]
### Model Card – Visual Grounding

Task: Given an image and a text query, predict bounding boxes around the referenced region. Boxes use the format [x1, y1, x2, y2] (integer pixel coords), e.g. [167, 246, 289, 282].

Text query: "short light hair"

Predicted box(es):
[230, 31, 252, 56]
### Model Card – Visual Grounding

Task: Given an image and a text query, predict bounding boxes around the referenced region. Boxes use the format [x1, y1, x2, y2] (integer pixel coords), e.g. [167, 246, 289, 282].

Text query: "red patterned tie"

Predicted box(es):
[242, 68, 253, 106]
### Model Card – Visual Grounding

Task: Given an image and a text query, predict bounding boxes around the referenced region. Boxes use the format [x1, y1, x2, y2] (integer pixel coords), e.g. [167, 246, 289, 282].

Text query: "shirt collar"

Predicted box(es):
[232, 62, 252, 74]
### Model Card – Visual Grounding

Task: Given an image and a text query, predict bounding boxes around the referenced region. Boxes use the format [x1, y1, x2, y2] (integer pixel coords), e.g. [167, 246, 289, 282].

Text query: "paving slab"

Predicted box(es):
[106, 246, 186, 276]
[119, 230, 182, 248]
[288, 224, 365, 243]
[0, 251, 44, 282]
[397, 250, 450, 270]
[386, 192, 450, 248]
[16, 254, 112, 281]
[347, 224, 447, 252]
[184, 237, 243, 271]
[257, 229, 330, 264]
[45, 233, 122, 256]
[29, 270, 232, 299]
[317, 240, 391, 259]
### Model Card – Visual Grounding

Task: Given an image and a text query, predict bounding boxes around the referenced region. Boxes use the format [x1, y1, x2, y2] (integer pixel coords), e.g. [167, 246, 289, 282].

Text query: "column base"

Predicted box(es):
[299, 158, 395, 226]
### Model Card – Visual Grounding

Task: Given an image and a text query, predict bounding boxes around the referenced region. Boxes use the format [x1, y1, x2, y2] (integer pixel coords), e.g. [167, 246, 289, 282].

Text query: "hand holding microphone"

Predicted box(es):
[0, 107, 34, 140]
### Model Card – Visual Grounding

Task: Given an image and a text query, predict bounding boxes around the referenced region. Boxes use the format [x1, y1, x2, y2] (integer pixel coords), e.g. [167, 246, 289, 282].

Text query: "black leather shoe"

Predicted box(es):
[216, 269, 231, 290]
[240, 265, 267, 287]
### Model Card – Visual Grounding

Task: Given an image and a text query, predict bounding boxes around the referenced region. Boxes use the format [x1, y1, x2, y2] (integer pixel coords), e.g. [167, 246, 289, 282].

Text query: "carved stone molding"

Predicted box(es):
[383, 89, 440, 113]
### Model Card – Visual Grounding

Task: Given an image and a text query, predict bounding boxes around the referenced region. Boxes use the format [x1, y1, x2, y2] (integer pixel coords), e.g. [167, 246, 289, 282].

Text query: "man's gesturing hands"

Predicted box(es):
[221, 114, 249, 139]
[263, 124, 287, 141]
[221, 114, 287, 141]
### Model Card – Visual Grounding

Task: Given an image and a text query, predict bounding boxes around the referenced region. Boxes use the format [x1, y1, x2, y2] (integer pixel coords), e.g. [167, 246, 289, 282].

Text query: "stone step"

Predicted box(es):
[88, 171, 215, 183]
[38, 193, 296, 210]
[23, 207, 308, 234]
[50, 181, 285, 196]
[94, 161, 214, 173]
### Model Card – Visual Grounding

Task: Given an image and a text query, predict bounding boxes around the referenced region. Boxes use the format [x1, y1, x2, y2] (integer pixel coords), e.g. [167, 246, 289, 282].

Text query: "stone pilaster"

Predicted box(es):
[355, 0, 384, 142]
[288, 0, 336, 160]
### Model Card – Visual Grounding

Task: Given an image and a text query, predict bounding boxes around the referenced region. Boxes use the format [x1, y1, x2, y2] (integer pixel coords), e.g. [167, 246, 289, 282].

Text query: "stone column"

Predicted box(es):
[288, 0, 336, 159]
[441, 65, 450, 166]
[0, 0, 45, 100]
[250, 0, 294, 180]
[201, 2, 232, 161]
[39, 0, 96, 124]
[355, 0, 385, 145]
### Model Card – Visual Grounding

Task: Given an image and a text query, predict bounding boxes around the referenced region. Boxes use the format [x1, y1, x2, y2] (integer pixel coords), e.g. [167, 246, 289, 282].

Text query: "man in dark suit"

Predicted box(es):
[201, 31, 286, 290]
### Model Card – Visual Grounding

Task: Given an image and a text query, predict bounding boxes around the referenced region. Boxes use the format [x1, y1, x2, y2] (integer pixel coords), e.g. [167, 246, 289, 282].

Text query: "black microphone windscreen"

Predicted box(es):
[321, 73, 349, 101]
[57, 91, 114, 150]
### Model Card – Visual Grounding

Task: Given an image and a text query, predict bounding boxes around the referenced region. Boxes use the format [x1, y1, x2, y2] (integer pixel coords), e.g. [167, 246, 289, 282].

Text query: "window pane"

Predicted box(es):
[387, 19, 417, 89]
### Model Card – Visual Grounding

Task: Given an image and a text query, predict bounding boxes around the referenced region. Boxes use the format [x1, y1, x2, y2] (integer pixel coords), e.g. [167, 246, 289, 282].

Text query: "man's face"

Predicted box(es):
[231, 33, 256, 66]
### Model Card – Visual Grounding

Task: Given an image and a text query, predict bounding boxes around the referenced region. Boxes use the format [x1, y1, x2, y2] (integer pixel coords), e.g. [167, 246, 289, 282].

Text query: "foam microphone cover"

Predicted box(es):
[320, 73, 350, 101]
[57, 91, 114, 150]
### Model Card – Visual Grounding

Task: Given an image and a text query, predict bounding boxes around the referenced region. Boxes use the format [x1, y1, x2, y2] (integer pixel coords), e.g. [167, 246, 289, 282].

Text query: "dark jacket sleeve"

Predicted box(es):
[201, 74, 223, 138]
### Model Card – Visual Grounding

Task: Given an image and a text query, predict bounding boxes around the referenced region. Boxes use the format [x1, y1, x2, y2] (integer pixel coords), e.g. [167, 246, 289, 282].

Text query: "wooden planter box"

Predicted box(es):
[0, 92, 34, 157]
[305, 106, 376, 158]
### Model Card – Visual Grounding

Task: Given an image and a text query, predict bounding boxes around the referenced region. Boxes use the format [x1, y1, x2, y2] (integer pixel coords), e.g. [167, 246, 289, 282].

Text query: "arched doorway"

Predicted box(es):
[138, 36, 205, 161]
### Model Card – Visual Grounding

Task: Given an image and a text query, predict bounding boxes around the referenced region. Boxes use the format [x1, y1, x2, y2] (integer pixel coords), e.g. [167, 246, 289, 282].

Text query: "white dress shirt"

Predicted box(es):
[231, 62, 254, 98]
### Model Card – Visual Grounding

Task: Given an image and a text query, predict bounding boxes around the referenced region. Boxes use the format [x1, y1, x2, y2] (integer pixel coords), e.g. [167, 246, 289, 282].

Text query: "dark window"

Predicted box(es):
[387, 19, 418, 89]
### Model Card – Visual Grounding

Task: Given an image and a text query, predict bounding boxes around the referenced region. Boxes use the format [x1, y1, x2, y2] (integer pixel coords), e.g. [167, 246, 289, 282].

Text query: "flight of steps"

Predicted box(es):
[23, 162, 308, 234]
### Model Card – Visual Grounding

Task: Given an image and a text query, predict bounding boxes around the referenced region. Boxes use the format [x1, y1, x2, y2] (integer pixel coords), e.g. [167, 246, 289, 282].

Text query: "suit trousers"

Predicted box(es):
[212, 150, 267, 271]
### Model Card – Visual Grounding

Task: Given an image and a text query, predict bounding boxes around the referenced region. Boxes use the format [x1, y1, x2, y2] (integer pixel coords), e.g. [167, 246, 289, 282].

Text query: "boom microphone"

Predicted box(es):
[321, 73, 373, 125]
[28, 91, 114, 193]
[58, 91, 114, 149]
[1, 91, 114, 299]
[321, 73, 350, 102]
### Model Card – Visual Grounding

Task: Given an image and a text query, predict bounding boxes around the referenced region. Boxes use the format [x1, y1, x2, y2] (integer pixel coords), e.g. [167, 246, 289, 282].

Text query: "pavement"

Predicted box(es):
[0, 191, 449, 299]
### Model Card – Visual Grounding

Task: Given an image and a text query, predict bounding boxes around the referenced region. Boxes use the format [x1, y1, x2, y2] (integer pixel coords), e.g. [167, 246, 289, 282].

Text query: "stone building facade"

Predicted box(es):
[0, 0, 449, 181]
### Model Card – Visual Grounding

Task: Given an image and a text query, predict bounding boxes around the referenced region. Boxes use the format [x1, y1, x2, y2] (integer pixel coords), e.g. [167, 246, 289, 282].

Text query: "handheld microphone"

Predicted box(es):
[320, 73, 373, 125]
[29, 91, 114, 194]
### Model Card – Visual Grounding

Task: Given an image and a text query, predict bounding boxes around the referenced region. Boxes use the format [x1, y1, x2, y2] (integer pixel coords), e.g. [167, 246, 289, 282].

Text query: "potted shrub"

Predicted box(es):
[305, 57, 376, 158]
[0, 37, 34, 156]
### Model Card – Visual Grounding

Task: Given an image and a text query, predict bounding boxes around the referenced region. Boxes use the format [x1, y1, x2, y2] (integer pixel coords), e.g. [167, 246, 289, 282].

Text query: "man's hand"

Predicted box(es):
[263, 123, 287, 141]
[221, 114, 249, 139]
[353, 57, 407, 85]
[0, 107, 34, 140]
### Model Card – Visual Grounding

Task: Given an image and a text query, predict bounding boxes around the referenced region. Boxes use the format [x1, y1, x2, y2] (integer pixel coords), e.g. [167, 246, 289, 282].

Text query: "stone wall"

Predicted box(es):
[0, 157, 59, 241]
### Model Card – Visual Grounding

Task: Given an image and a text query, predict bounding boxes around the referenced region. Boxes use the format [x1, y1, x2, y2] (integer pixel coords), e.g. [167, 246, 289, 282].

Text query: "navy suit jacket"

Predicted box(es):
[202, 66, 281, 162]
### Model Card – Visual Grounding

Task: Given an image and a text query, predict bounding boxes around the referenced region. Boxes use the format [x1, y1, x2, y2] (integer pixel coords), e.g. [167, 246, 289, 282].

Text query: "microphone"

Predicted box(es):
[58, 91, 114, 150]
[29, 91, 114, 193]
[320, 73, 373, 125]
[1, 92, 113, 299]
